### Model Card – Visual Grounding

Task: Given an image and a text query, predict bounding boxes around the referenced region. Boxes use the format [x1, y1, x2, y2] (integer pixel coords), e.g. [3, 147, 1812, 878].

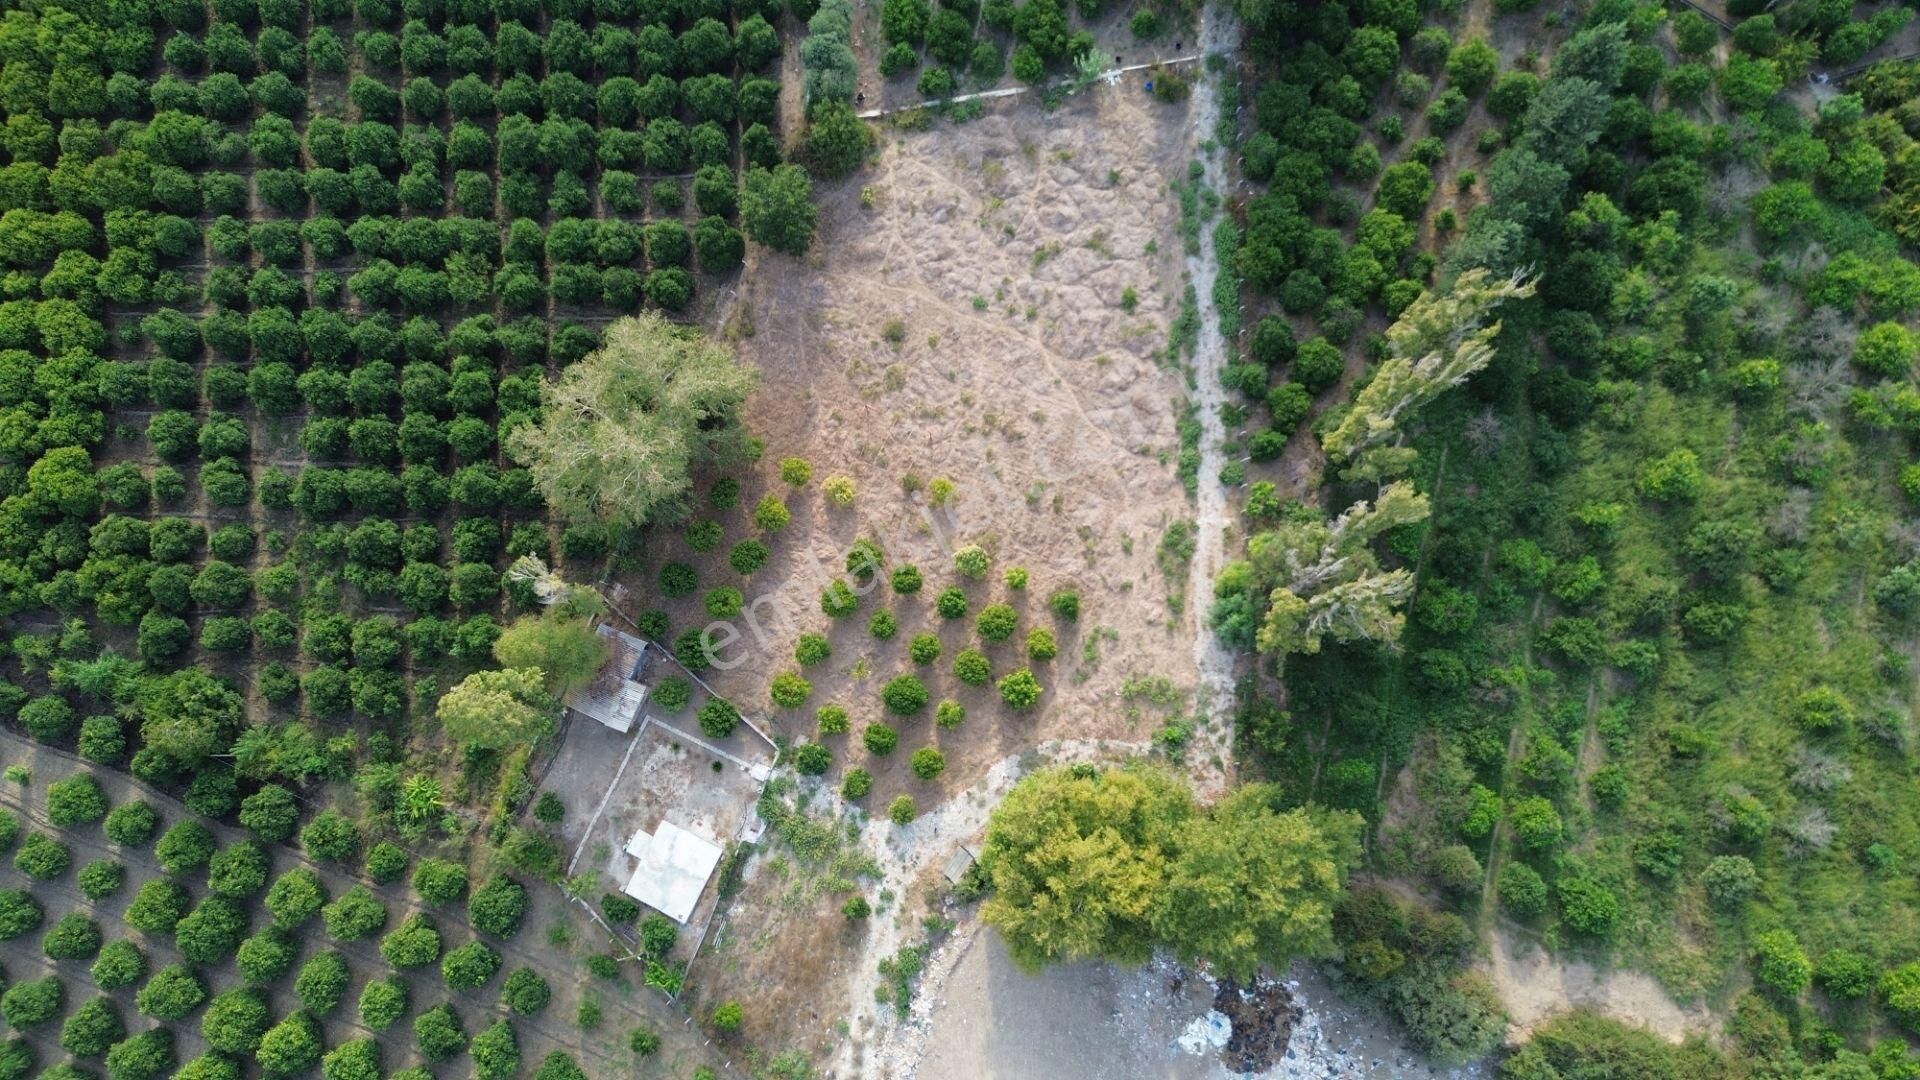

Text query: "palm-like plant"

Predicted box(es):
[506, 556, 608, 618]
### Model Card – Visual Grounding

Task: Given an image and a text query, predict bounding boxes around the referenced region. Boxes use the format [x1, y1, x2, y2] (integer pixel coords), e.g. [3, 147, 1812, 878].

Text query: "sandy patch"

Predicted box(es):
[1178, 5, 1246, 800]
[1487, 925, 1718, 1043]
[719, 77, 1205, 798]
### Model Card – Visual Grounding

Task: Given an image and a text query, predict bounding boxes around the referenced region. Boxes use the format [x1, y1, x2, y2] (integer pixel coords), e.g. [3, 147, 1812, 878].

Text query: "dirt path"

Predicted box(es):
[831, 736, 1152, 1079]
[1180, 6, 1244, 803]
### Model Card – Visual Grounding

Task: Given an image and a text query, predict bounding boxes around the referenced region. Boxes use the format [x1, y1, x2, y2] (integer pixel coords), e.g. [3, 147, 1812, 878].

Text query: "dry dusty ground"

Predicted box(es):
[918, 932, 1487, 1080]
[721, 79, 1206, 807]
[687, 76, 1217, 1066]
[1487, 925, 1718, 1043]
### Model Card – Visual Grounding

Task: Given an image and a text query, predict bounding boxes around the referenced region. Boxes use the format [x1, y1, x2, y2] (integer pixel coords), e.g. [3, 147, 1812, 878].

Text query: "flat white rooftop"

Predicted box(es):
[620, 819, 723, 924]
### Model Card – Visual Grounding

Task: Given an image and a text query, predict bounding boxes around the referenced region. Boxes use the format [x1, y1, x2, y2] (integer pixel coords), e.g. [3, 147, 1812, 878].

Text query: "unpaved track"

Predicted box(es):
[1181, 5, 1244, 802]
[832, 737, 1152, 1080]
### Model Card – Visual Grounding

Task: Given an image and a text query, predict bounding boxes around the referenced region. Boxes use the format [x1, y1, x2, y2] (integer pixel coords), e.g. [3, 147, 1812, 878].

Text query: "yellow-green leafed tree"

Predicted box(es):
[981, 765, 1189, 972]
[437, 668, 555, 751]
[507, 314, 758, 533]
[980, 765, 1363, 980]
[1149, 785, 1364, 981]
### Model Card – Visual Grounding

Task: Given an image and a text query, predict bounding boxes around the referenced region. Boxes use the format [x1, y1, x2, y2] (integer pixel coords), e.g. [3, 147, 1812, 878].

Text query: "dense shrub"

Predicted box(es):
[954, 649, 992, 685]
[47, 776, 107, 826]
[324, 886, 389, 941]
[998, 668, 1043, 710]
[793, 743, 832, 775]
[1752, 929, 1811, 997]
[413, 858, 470, 904]
[236, 927, 297, 984]
[771, 671, 813, 708]
[296, 951, 351, 1014]
[0, 979, 61, 1029]
[470, 877, 530, 938]
[699, 698, 741, 738]
[975, 604, 1017, 641]
[503, 969, 552, 1015]
[1703, 855, 1758, 907]
[201, 989, 271, 1054]
[883, 674, 930, 714]
[208, 842, 270, 898]
[443, 941, 504, 989]
[136, 965, 207, 1021]
[910, 748, 947, 779]
[91, 941, 146, 989]
[60, 996, 124, 1058]
[359, 977, 409, 1030]
[103, 802, 159, 847]
[266, 868, 328, 928]
[380, 915, 442, 967]
[0, 886, 45, 939]
[44, 913, 104, 960]
[176, 897, 250, 964]
[415, 1004, 468, 1061]
[15, 833, 71, 879]
[864, 724, 899, 755]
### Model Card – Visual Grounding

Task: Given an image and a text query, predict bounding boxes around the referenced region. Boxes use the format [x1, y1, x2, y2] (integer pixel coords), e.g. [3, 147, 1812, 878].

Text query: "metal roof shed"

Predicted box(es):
[564, 625, 650, 734]
[620, 820, 724, 924]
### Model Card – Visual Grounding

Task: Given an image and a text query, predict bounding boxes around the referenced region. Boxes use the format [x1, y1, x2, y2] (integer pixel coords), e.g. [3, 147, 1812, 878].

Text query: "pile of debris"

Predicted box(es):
[1213, 976, 1305, 1074]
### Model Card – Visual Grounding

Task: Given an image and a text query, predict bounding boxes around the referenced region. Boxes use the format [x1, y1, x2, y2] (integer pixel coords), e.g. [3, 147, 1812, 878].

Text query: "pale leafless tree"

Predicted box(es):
[1784, 355, 1853, 420]
[1768, 488, 1814, 544]
[1790, 749, 1852, 794]
[1463, 408, 1505, 458]
[1790, 306, 1859, 367]
[1785, 806, 1837, 856]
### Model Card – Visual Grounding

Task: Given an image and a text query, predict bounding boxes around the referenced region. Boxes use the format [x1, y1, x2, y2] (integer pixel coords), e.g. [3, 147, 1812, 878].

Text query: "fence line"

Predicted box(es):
[854, 52, 1207, 120]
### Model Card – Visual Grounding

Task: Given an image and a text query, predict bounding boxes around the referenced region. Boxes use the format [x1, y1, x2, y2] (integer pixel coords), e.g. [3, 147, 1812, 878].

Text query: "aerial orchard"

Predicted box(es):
[0, 0, 802, 1070]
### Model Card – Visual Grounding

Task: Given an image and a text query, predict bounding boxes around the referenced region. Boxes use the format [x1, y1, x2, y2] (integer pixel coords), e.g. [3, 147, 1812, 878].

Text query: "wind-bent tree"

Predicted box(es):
[1214, 482, 1431, 657]
[507, 315, 758, 533]
[1321, 268, 1536, 483]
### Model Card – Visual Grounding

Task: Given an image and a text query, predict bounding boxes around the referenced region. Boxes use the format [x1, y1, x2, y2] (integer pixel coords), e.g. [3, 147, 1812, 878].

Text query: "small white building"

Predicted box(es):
[620, 820, 724, 924]
[564, 624, 651, 734]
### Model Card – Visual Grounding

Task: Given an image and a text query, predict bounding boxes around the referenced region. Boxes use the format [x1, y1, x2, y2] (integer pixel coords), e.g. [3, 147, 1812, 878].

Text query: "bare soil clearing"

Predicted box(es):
[689, 78, 1219, 1065]
[723, 82, 1205, 795]
[1487, 925, 1718, 1044]
[917, 932, 1484, 1080]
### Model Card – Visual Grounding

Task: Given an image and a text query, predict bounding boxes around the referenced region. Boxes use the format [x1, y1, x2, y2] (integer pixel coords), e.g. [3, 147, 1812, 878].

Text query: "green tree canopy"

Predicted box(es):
[981, 766, 1191, 970]
[1149, 785, 1363, 980]
[138, 669, 244, 766]
[506, 314, 758, 532]
[492, 613, 609, 695]
[741, 164, 819, 255]
[982, 766, 1361, 976]
[437, 668, 555, 750]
